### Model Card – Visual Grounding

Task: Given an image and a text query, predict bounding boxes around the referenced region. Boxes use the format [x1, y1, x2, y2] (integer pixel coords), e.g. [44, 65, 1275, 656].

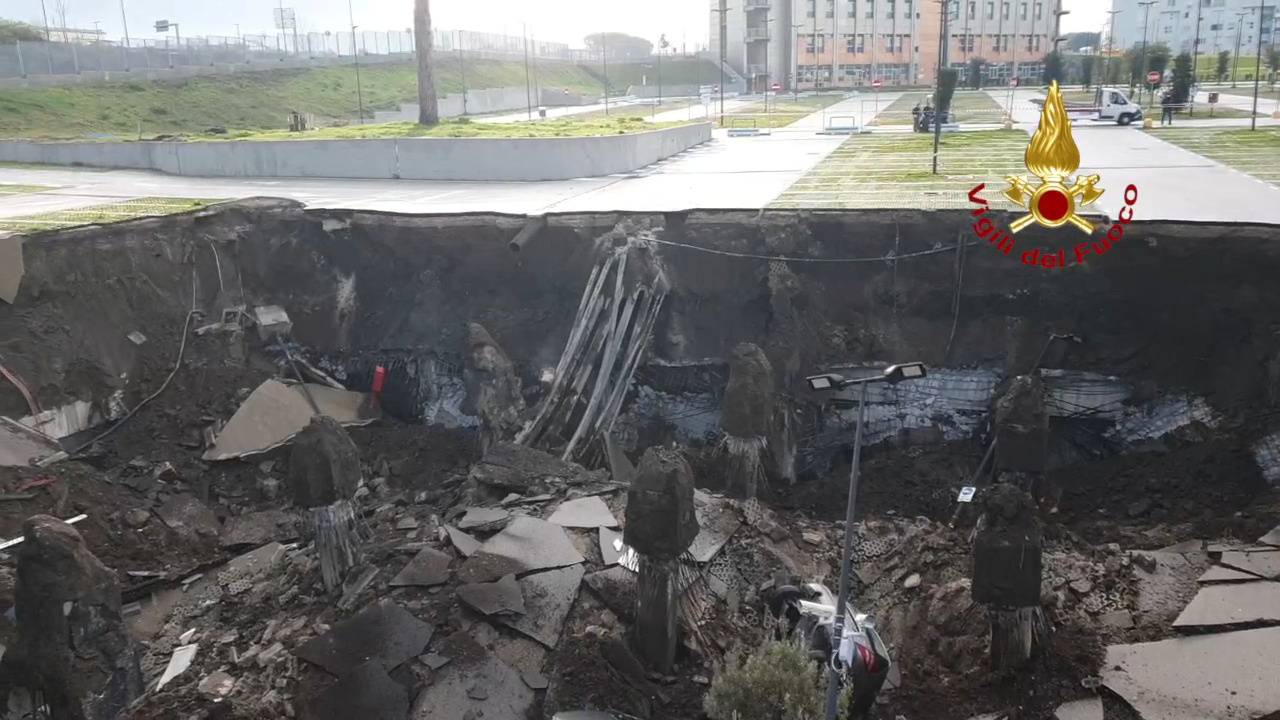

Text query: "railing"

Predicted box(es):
[744, 28, 771, 41]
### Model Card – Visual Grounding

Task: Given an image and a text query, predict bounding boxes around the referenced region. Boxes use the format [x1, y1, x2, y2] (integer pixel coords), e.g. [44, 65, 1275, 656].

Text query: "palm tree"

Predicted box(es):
[414, 0, 440, 125]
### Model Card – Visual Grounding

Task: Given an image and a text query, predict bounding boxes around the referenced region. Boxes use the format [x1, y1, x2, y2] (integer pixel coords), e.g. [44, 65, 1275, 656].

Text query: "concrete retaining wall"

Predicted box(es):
[0, 123, 712, 182]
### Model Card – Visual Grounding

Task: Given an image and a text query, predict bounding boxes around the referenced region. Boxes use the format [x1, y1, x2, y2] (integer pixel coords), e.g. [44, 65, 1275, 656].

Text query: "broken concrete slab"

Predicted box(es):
[156, 643, 199, 691]
[1259, 525, 1280, 548]
[410, 650, 534, 720]
[1053, 697, 1103, 720]
[457, 506, 511, 531]
[599, 528, 623, 566]
[1098, 610, 1134, 629]
[1172, 581, 1280, 627]
[219, 509, 299, 548]
[497, 565, 585, 648]
[1218, 549, 1280, 580]
[444, 524, 481, 557]
[583, 566, 637, 623]
[0, 417, 60, 467]
[304, 659, 408, 720]
[688, 490, 742, 563]
[389, 547, 452, 588]
[203, 379, 379, 461]
[458, 574, 526, 616]
[604, 433, 636, 485]
[468, 441, 588, 491]
[1130, 548, 1209, 619]
[457, 516, 584, 583]
[294, 600, 434, 677]
[546, 496, 618, 529]
[1103, 626, 1280, 720]
[1197, 565, 1263, 583]
[156, 494, 220, 540]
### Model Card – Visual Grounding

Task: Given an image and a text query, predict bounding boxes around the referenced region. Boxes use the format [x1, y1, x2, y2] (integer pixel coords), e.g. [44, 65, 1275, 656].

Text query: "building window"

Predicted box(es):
[1026, 34, 1034, 51]
[1019, 2, 1027, 20]
[968, 1, 977, 18]
[1001, 2, 1010, 19]
[986, 1, 995, 18]
[887, 0, 896, 17]
[906, 0, 914, 16]
[1209, 22, 1221, 29]
[849, 2, 858, 16]
[964, 34, 976, 51]
[1034, 2, 1042, 17]
[866, 0, 875, 18]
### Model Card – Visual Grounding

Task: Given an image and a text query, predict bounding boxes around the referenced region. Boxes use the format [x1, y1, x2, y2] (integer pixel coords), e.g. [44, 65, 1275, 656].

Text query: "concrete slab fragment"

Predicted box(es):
[1172, 581, 1280, 628]
[304, 660, 408, 720]
[1197, 565, 1262, 583]
[1218, 550, 1280, 580]
[445, 524, 481, 557]
[469, 441, 586, 490]
[688, 490, 741, 563]
[203, 379, 379, 461]
[599, 528, 623, 566]
[546, 496, 618, 528]
[1053, 697, 1103, 720]
[390, 547, 452, 587]
[294, 600, 434, 677]
[497, 565, 584, 648]
[583, 566, 637, 623]
[156, 643, 199, 690]
[410, 650, 534, 720]
[0, 417, 59, 467]
[458, 574, 526, 616]
[1259, 525, 1280, 547]
[457, 516, 584, 583]
[457, 507, 511, 531]
[156, 494, 220, 540]
[219, 509, 298, 548]
[1103, 627, 1280, 720]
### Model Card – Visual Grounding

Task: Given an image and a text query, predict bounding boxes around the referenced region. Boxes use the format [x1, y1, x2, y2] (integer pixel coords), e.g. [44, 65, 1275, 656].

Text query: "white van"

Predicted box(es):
[1094, 87, 1144, 125]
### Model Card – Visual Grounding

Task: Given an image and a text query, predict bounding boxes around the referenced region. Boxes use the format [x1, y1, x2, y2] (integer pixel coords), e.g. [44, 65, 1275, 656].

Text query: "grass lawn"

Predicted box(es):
[0, 183, 55, 195]
[873, 91, 1004, 125]
[718, 94, 848, 128]
[1198, 84, 1280, 101]
[0, 197, 221, 233]
[0, 59, 602, 140]
[209, 116, 692, 140]
[1148, 127, 1280, 187]
[772, 129, 1031, 209]
[561, 99, 700, 123]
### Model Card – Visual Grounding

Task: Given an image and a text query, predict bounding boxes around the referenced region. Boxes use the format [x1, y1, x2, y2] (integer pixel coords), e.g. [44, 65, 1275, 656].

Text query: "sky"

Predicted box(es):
[9, 0, 1110, 48]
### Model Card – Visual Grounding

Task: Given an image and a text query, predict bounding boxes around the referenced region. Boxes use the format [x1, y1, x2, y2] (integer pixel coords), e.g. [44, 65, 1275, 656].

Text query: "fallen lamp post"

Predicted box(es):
[805, 362, 927, 720]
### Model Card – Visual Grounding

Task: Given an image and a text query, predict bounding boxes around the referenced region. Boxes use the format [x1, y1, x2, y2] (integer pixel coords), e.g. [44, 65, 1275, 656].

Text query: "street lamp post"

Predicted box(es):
[602, 33, 610, 116]
[1246, 1, 1271, 129]
[933, 0, 953, 175]
[1100, 9, 1121, 107]
[348, 0, 364, 124]
[120, 0, 131, 70]
[1232, 10, 1248, 87]
[457, 30, 468, 115]
[1138, 0, 1157, 105]
[806, 363, 929, 720]
[793, 22, 804, 100]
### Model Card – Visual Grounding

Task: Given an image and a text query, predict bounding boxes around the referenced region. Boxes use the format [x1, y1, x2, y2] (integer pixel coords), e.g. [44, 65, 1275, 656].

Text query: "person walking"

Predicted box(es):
[1160, 91, 1175, 126]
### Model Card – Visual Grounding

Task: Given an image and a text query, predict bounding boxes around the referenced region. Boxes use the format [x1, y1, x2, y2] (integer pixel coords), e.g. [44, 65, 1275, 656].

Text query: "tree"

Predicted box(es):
[936, 68, 959, 118]
[1042, 51, 1064, 86]
[1147, 42, 1171, 77]
[968, 56, 987, 89]
[1081, 54, 1096, 88]
[1170, 52, 1193, 106]
[1267, 46, 1279, 86]
[1216, 50, 1231, 82]
[1061, 31, 1101, 52]
[583, 32, 653, 61]
[0, 20, 42, 43]
[414, 0, 439, 125]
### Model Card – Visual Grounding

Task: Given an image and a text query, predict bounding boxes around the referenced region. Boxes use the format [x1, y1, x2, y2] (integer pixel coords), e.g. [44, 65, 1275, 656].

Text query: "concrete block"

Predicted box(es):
[253, 305, 292, 340]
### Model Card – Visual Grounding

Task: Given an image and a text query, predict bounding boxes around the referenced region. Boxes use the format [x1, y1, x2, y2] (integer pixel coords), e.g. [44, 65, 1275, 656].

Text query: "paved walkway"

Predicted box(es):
[1195, 89, 1278, 114]
[785, 92, 903, 131]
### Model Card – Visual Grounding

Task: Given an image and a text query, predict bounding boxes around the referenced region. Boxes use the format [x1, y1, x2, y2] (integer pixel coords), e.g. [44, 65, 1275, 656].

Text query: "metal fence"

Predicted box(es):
[0, 29, 582, 81]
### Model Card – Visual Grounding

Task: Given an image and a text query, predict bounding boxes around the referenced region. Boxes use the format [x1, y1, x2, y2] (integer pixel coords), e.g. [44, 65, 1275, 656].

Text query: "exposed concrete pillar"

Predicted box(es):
[14, 515, 142, 720]
[289, 415, 363, 592]
[972, 482, 1045, 671]
[463, 322, 525, 452]
[624, 448, 699, 672]
[720, 343, 774, 498]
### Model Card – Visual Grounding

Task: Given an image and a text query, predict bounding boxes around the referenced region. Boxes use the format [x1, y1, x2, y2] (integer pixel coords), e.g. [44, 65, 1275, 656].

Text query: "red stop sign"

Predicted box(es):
[1147, 70, 1161, 84]
[1009, 76, 1020, 87]
[871, 79, 883, 88]
[771, 82, 782, 91]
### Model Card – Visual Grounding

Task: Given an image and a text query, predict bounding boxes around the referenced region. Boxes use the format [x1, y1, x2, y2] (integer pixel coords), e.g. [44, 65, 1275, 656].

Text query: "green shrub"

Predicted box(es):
[704, 640, 825, 720]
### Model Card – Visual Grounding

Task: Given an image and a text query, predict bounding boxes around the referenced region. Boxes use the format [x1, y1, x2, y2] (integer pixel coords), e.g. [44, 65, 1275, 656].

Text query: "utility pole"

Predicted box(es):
[717, 0, 728, 124]
[1232, 10, 1248, 87]
[39, 0, 53, 75]
[1247, 1, 1269, 128]
[348, 0, 364, 124]
[793, 22, 803, 99]
[1101, 9, 1121, 106]
[458, 31, 468, 115]
[120, 0, 131, 70]
[602, 32, 610, 116]
[1010, 0, 1019, 88]
[523, 23, 532, 120]
[832, 0, 840, 89]
[1190, 0, 1202, 113]
[1138, 0, 1156, 105]
[933, 0, 951, 175]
